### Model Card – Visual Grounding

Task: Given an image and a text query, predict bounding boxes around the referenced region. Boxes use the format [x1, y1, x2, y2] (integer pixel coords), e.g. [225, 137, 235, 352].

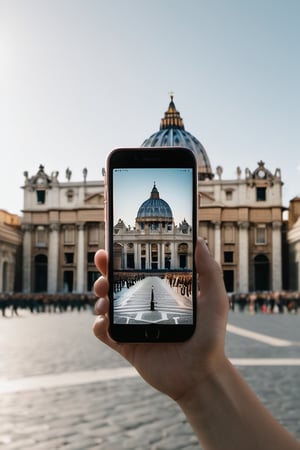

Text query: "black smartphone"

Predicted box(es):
[105, 147, 197, 342]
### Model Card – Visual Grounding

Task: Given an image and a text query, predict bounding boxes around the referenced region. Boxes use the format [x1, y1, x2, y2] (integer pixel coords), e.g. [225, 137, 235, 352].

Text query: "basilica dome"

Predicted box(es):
[141, 96, 214, 180]
[136, 183, 173, 222]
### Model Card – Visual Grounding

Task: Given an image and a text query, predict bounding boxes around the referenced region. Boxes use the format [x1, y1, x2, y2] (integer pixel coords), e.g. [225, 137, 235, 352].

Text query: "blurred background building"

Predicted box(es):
[21, 166, 104, 293]
[287, 197, 300, 290]
[0, 210, 22, 293]
[1, 97, 299, 294]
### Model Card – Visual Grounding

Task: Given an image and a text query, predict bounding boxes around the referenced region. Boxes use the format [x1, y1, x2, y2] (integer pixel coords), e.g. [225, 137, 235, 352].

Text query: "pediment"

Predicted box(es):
[84, 193, 104, 206]
[199, 191, 216, 205]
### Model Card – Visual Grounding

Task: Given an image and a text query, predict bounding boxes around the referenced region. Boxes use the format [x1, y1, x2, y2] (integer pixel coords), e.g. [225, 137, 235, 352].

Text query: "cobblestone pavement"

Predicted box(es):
[0, 309, 299, 449]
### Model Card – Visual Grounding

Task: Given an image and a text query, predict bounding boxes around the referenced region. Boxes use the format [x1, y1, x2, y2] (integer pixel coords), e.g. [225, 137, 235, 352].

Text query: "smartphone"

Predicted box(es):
[105, 147, 197, 342]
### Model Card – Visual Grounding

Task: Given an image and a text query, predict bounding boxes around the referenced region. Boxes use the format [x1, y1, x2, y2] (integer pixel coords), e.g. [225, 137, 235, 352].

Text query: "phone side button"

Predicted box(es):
[144, 325, 160, 341]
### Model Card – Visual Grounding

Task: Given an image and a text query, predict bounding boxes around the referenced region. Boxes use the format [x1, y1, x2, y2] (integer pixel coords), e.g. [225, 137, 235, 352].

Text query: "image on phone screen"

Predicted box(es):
[111, 167, 194, 326]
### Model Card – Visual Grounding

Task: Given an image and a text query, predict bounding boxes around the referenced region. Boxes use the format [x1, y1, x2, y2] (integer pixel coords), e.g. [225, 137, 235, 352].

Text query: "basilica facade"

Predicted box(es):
[112, 182, 193, 273]
[21, 97, 285, 294]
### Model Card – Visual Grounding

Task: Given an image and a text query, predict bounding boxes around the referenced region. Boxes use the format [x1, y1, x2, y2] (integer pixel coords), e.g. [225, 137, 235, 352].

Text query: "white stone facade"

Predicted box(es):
[22, 166, 105, 293]
[198, 161, 283, 293]
[21, 160, 284, 294]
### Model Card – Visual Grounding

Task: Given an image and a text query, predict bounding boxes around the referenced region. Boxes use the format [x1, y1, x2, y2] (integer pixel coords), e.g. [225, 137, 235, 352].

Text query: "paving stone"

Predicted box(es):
[0, 310, 299, 449]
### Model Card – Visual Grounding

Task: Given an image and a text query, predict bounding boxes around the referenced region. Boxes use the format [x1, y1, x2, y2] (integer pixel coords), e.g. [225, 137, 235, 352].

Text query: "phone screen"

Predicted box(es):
[107, 147, 197, 342]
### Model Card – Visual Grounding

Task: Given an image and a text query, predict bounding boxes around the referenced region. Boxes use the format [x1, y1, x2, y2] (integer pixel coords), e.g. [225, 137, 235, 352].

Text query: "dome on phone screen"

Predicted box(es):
[136, 183, 173, 220]
[141, 95, 214, 180]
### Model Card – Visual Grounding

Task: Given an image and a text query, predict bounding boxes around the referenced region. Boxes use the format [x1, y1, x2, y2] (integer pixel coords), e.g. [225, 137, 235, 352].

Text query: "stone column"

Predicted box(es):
[48, 223, 59, 293]
[238, 222, 249, 293]
[6, 252, 16, 292]
[8, 259, 15, 293]
[123, 244, 127, 270]
[213, 222, 221, 265]
[22, 224, 32, 293]
[161, 243, 165, 270]
[134, 243, 139, 270]
[272, 221, 282, 291]
[145, 243, 150, 269]
[0, 254, 5, 292]
[170, 242, 175, 269]
[157, 243, 161, 269]
[0, 256, 14, 292]
[76, 223, 85, 293]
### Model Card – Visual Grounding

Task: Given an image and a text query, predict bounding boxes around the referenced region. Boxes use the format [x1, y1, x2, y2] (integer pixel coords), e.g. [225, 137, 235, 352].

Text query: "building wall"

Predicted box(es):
[0, 210, 22, 293]
[22, 167, 105, 293]
[287, 197, 300, 290]
[198, 162, 283, 293]
[21, 161, 284, 294]
[112, 224, 193, 272]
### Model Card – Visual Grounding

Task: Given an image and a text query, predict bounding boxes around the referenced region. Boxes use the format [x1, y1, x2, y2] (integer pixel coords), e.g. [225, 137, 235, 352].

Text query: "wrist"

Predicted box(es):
[176, 357, 300, 450]
[176, 354, 230, 413]
[176, 356, 239, 449]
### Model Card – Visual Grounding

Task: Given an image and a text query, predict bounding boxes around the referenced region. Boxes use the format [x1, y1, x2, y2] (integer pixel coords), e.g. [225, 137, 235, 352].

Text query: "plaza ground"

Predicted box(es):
[0, 309, 299, 449]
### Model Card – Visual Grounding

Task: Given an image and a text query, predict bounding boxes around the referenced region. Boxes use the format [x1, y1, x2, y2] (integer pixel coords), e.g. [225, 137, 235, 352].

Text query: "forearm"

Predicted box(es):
[178, 357, 300, 450]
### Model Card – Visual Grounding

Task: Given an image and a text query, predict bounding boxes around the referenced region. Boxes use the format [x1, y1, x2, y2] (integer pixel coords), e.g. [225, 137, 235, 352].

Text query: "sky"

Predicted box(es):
[0, 0, 299, 215]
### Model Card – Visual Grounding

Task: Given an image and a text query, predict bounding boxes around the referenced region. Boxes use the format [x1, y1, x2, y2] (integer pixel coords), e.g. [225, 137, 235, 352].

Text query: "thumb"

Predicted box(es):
[195, 238, 226, 299]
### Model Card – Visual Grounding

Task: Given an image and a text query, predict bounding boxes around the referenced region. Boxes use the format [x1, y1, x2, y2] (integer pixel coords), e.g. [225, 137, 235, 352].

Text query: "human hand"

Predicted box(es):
[93, 238, 229, 402]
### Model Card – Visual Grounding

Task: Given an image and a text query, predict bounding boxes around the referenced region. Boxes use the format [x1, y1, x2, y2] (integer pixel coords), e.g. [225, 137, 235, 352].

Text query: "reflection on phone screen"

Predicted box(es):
[112, 168, 194, 326]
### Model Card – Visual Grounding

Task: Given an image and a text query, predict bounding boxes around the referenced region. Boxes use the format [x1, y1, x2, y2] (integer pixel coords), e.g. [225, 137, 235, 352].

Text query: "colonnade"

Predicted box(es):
[211, 221, 282, 292]
[119, 241, 192, 271]
[21, 220, 283, 293]
[22, 223, 87, 293]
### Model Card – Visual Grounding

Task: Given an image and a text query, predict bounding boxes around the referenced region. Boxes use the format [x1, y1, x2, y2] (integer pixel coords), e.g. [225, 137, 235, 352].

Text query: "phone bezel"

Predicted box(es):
[106, 147, 198, 342]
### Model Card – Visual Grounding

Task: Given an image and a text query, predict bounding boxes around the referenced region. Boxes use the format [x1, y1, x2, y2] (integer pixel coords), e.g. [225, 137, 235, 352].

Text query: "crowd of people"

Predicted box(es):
[229, 290, 300, 314]
[113, 272, 193, 298]
[1, 288, 299, 318]
[0, 292, 96, 317]
[113, 273, 145, 293]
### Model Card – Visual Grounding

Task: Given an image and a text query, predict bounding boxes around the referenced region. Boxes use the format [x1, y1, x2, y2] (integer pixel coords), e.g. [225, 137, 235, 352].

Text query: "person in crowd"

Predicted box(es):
[93, 238, 300, 450]
[11, 293, 20, 316]
[0, 293, 8, 317]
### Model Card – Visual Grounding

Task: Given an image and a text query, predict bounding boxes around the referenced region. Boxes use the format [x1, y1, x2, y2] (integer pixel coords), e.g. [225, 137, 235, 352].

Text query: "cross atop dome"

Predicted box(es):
[160, 94, 185, 130]
[151, 182, 159, 199]
[141, 96, 214, 180]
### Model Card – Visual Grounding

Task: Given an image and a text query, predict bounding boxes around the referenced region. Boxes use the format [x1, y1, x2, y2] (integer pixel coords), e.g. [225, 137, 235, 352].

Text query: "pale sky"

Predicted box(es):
[1, 0, 299, 215]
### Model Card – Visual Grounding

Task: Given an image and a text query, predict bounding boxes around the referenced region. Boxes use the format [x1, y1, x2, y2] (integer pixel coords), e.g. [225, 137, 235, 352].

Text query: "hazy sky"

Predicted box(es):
[1, 0, 299, 215]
